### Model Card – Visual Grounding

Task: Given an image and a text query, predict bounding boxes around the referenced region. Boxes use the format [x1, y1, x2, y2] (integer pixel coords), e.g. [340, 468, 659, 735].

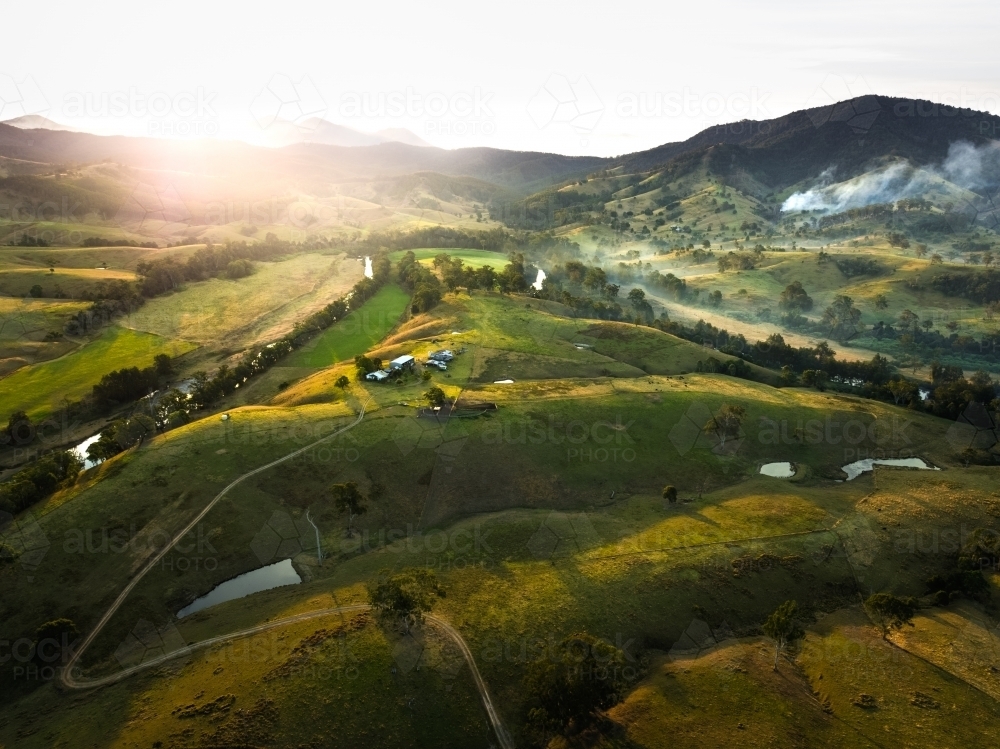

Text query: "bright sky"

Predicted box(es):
[2, 0, 998, 156]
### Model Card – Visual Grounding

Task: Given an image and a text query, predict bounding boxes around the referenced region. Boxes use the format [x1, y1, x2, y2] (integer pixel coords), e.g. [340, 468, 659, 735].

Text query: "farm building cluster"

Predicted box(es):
[364, 349, 458, 382]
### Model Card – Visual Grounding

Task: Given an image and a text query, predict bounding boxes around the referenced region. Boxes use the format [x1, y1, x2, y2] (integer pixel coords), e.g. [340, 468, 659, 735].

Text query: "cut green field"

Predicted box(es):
[387, 247, 508, 269]
[283, 283, 411, 368]
[0, 297, 88, 374]
[0, 267, 138, 298]
[0, 325, 196, 421]
[122, 253, 362, 347]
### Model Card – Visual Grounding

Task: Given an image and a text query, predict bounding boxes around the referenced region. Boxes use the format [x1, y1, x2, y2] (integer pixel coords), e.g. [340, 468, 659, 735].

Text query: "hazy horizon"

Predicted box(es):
[2, 0, 998, 157]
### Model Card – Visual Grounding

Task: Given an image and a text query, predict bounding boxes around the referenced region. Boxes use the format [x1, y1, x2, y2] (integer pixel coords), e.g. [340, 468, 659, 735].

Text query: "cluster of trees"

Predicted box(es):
[887, 232, 911, 249]
[349, 226, 510, 254]
[820, 295, 864, 341]
[923, 366, 998, 421]
[657, 246, 716, 265]
[397, 251, 445, 312]
[870, 312, 1000, 365]
[540, 260, 618, 299]
[924, 528, 996, 604]
[7, 233, 49, 247]
[695, 355, 754, 379]
[67, 280, 145, 335]
[81, 237, 158, 248]
[835, 257, 883, 277]
[85, 415, 157, 463]
[717, 249, 762, 271]
[653, 317, 901, 391]
[0, 449, 82, 515]
[521, 632, 632, 746]
[645, 269, 689, 300]
[407, 250, 535, 305]
[186, 342, 293, 410]
[134, 240, 283, 296]
[92, 354, 173, 406]
[932, 269, 1000, 304]
[367, 567, 445, 634]
[353, 354, 384, 380]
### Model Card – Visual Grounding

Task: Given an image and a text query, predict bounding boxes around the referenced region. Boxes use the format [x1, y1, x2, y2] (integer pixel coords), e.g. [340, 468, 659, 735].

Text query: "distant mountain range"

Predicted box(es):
[253, 117, 432, 148]
[0, 96, 998, 208]
[1, 114, 82, 133]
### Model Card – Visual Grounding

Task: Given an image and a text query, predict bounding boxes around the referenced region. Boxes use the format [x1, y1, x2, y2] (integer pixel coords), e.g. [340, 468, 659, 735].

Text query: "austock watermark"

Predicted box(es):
[758, 413, 915, 462]
[893, 524, 1000, 565]
[616, 86, 771, 124]
[479, 629, 639, 668]
[62, 86, 219, 137]
[338, 86, 497, 138]
[0, 632, 77, 683]
[62, 521, 220, 572]
[479, 414, 636, 464]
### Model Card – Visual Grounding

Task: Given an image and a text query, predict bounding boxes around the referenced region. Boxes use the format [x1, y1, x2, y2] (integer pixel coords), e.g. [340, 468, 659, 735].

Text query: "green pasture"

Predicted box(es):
[0, 325, 196, 421]
[387, 248, 508, 269]
[284, 284, 411, 368]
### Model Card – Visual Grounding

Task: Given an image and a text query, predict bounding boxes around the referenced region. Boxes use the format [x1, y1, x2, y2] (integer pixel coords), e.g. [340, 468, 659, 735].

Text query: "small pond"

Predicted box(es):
[177, 558, 301, 618]
[759, 462, 795, 478]
[841, 457, 939, 481]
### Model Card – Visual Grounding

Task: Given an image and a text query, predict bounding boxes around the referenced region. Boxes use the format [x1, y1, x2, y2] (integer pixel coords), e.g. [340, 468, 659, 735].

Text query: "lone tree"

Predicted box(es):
[662, 485, 677, 503]
[335, 375, 350, 389]
[34, 618, 79, 665]
[6, 410, 33, 445]
[779, 281, 814, 313]
[424, 385, 446, 408]
[331, 482, 367, 536]
[821, 294, 862, 341]
[522, 632, 630, 745]
[0, 542, 18, 565]
[367, 567, 445, 634]
[762, 600, 804, 671]
[864, 593, 917, 639]
[707, 404, 746, 448]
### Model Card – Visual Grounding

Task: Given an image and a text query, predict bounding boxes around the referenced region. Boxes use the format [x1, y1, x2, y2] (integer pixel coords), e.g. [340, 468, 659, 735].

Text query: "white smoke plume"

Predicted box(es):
[782, 140, 1000, 214]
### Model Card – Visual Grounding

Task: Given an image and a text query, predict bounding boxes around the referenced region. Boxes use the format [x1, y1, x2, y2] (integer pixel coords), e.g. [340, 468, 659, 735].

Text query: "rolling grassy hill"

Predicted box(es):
[1, 97, 1000, 748]
[122, 253, 363, 348]
[0, 326, 196, 420]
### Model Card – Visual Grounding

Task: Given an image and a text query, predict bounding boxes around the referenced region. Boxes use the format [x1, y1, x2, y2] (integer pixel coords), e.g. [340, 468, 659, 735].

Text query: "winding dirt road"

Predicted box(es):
[58, 396, 515, 748]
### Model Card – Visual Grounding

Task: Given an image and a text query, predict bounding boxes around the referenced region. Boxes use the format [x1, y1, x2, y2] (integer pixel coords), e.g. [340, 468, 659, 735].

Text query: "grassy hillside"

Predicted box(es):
[0, 275, 996, 747]
[122, 253, 362, 348]
[284, 283, 411, 368]
[0, 297, 88, 375]
[0, 326, 196, 420]
[1, 105, 1000, 747]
